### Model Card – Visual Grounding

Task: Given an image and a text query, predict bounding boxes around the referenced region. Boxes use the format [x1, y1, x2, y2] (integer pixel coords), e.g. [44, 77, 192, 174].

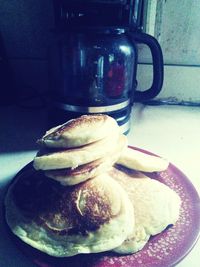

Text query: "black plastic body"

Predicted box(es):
[53, 0, 144, 30]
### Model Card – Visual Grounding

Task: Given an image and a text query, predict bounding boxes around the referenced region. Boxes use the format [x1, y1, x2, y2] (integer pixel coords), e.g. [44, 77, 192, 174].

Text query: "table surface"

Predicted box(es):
[0, 103, 200, 267]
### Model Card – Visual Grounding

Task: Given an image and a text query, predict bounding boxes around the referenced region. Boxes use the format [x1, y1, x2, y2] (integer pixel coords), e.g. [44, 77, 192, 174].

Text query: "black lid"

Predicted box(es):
[53, 0, 144, 31]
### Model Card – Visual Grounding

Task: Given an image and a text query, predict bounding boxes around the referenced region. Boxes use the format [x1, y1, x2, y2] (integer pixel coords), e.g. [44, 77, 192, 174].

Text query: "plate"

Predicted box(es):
[4, 146, 200, 267]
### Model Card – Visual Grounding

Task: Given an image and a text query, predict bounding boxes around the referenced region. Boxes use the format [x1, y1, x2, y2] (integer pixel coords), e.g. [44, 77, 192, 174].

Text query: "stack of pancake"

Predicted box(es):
[5, 114, 181, 258]
[33, 115, 127, 186]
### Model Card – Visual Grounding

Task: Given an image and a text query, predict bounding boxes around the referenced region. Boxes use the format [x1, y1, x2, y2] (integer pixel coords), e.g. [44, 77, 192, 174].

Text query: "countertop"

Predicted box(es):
[0, 103, 200, 267]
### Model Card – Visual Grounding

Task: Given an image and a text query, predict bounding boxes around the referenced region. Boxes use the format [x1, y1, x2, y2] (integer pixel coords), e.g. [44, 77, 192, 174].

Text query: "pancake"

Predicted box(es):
[110, 166, 181, 254]
[44, 157, 116, 186]
[5, 168, 134, 257]
[37, 115, 119, 148]
[117, 147, 169, 172]
[33, 133, 125, 171]
[44, 134, 126, 185]
[44, 133, 127, 185]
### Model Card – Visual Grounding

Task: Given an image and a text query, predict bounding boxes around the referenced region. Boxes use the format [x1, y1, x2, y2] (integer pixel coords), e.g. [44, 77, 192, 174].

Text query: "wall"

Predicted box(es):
[0, 0, 53, 98]
[137, 0, 200, 103]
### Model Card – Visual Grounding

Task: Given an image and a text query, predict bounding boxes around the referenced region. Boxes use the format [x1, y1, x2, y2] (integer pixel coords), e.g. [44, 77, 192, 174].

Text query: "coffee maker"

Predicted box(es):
[48, 0, 163, 133]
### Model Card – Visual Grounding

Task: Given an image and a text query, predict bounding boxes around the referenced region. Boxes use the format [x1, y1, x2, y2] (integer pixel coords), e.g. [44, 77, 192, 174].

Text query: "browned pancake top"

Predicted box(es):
[12, 168, 113, 236]
[62, 114, 107, 131]
[43, 114, 108, 139]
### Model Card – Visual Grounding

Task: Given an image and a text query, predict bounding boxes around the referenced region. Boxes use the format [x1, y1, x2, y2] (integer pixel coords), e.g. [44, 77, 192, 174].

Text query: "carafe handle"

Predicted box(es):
[129, 32, 164, 102]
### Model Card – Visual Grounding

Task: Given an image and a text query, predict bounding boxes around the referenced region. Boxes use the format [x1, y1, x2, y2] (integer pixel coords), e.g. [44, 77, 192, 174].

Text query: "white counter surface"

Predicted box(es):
[0, 103, 200, 267]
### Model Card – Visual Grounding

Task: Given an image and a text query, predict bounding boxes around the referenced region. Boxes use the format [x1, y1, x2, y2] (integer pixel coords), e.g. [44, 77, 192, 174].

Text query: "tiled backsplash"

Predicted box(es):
[1, 0, 200, 103]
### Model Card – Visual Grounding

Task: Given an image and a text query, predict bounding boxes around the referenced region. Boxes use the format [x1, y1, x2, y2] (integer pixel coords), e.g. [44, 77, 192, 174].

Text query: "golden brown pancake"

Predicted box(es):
[33, 133, 126, 170]
[5, 167, 134, 257]
[38, 114, 119, 148]
[117, 147, 169, 172]
[44, 134, 127, 185]
[110, 166, 181, 254]
[45, 153, 117, 186]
